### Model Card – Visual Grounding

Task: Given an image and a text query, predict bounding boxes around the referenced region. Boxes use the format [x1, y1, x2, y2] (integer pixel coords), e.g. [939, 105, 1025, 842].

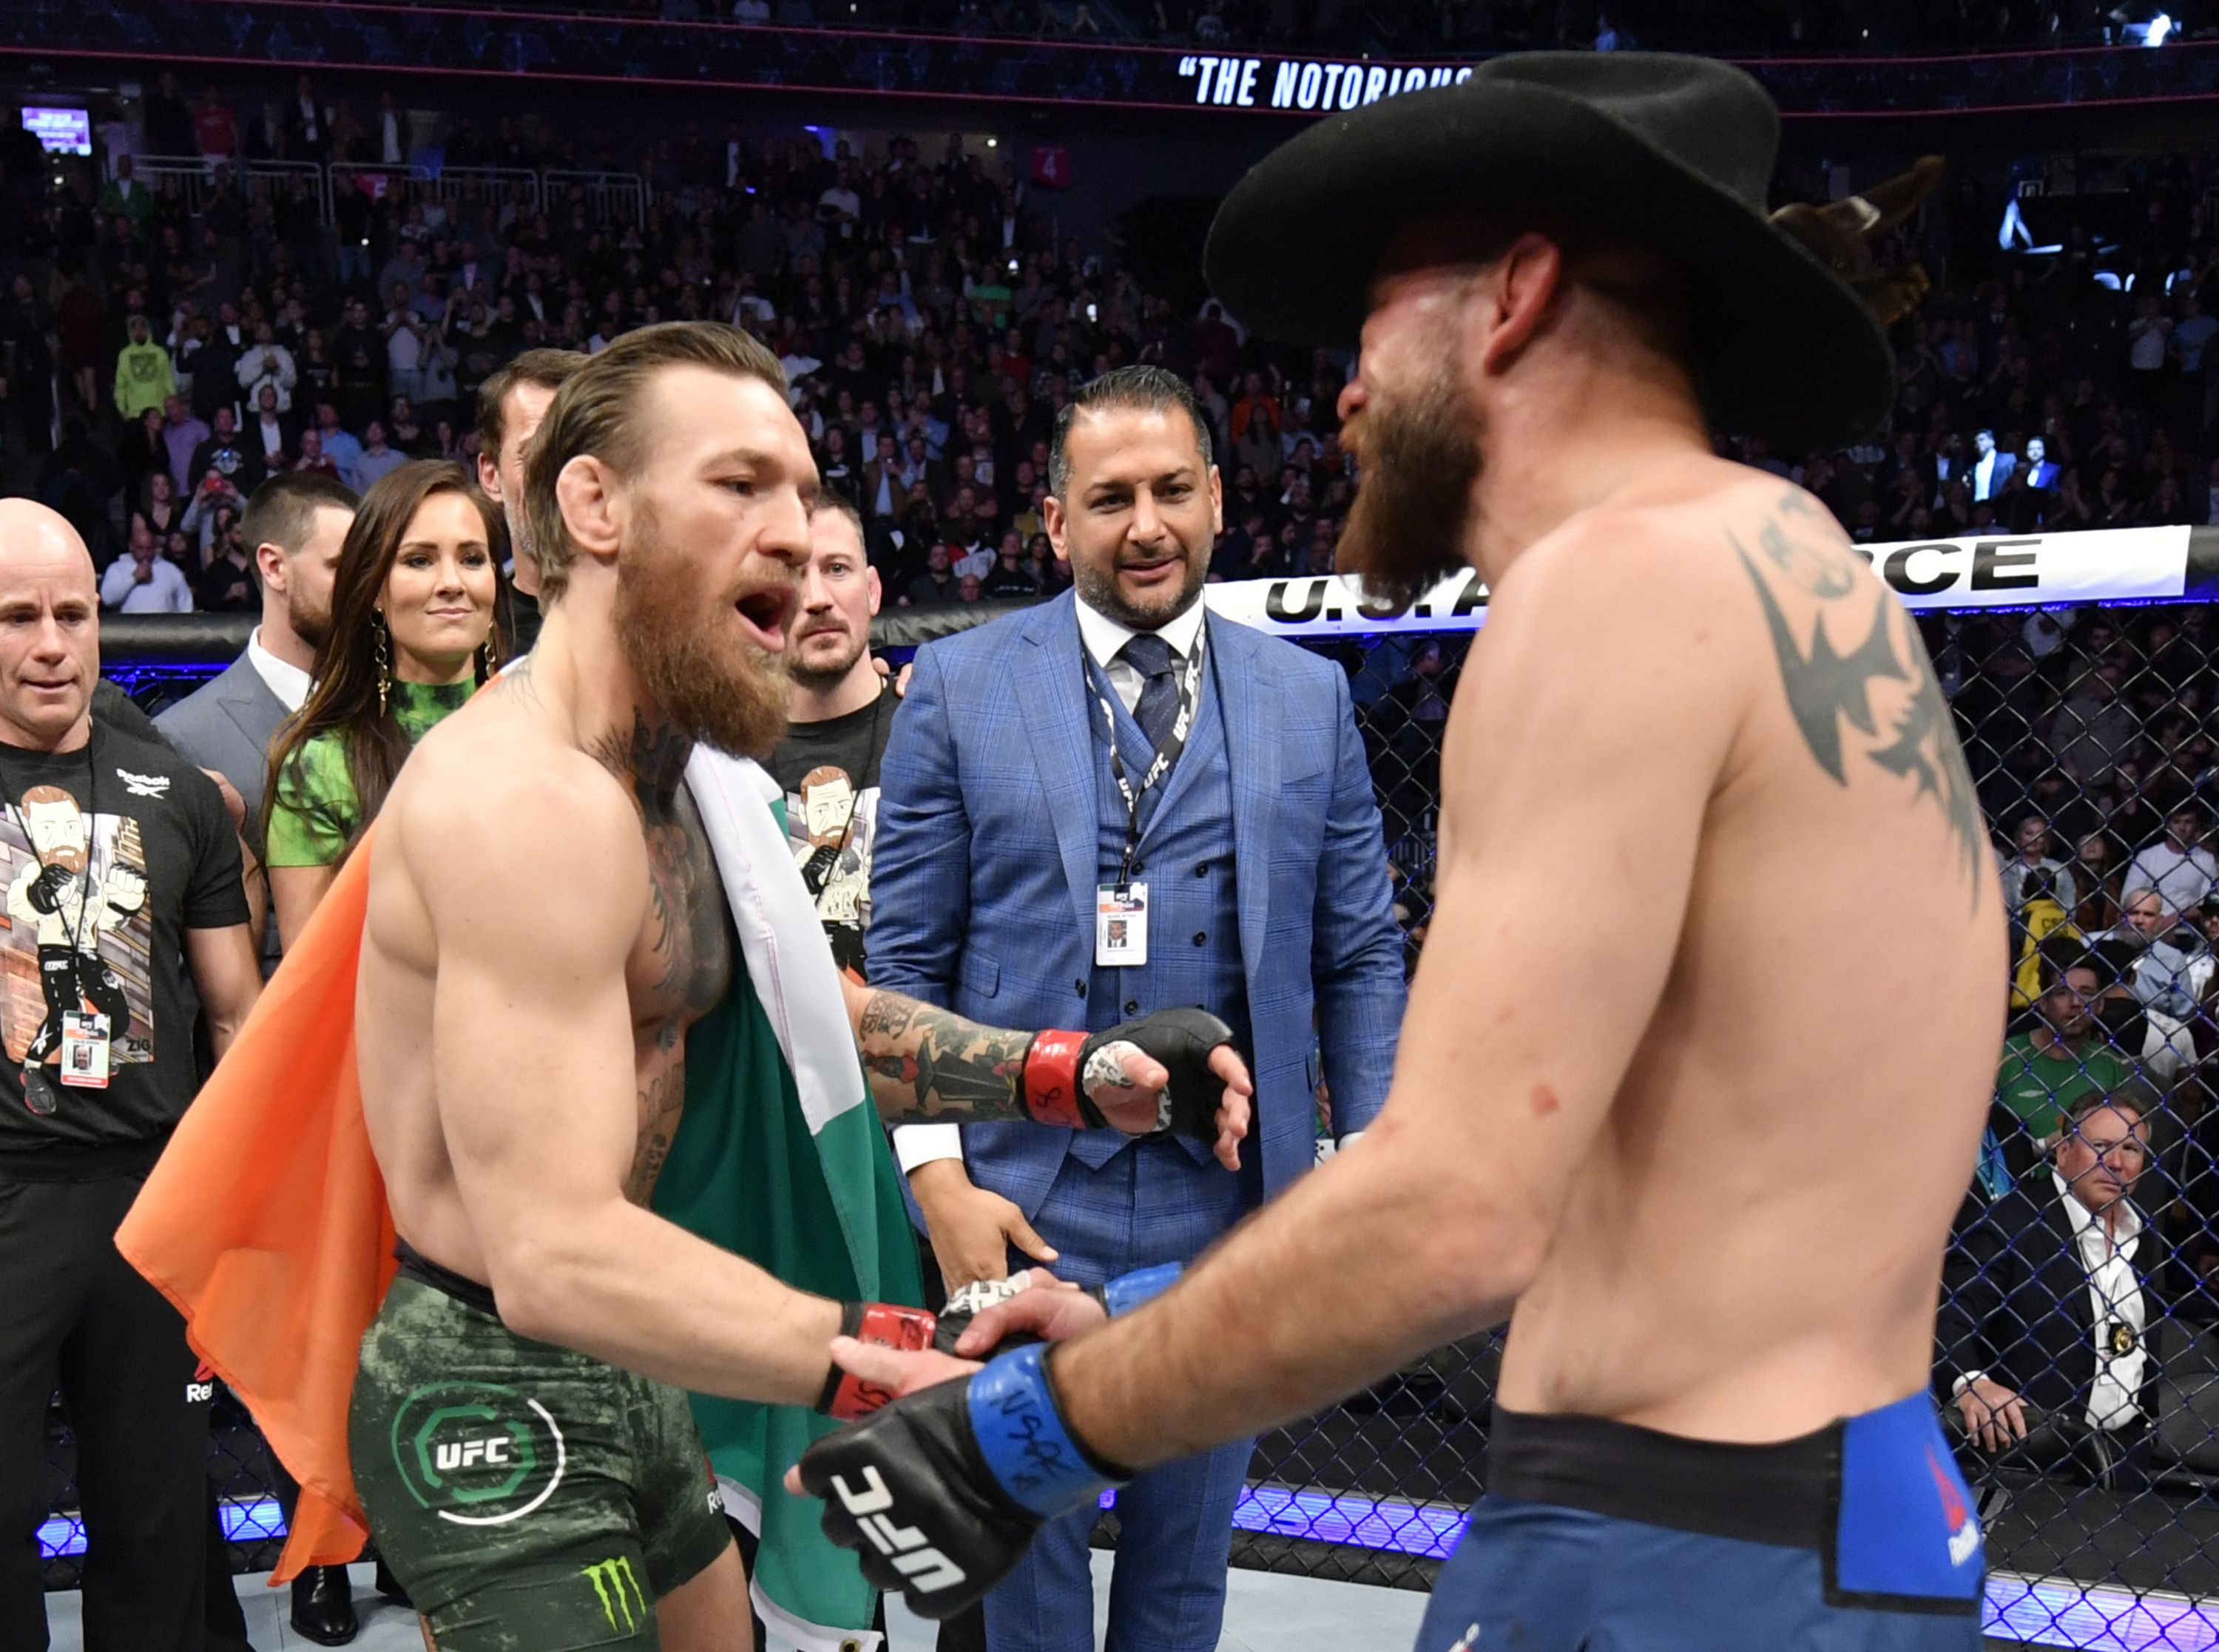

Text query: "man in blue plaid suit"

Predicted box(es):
[868, 366, 1405, 1652]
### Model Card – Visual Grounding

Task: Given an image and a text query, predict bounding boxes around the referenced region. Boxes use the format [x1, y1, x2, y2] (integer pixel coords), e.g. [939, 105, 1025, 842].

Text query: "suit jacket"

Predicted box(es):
[868, 589, 1406, 1216]
[156, 650, 287, 843]
[1972, 450, 2017, 503]
[1937, 1184, 2166, 1421]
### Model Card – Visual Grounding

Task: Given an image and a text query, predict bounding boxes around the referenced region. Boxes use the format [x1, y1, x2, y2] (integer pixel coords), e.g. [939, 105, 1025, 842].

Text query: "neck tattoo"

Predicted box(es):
[590, 710, 692, 819]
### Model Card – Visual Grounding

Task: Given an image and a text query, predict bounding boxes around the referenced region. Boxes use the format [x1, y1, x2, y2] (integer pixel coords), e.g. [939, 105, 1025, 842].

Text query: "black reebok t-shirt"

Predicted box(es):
[769, 688, 896, 975]
[0, 719, 249, 1172]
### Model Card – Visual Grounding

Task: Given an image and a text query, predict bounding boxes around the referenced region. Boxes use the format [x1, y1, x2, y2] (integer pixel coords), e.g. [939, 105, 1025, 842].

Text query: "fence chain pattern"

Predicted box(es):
[47, 613, 2219, 1645]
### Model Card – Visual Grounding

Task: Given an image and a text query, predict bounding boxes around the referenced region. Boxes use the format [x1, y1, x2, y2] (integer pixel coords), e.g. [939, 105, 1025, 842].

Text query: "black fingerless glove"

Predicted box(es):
[1019, 1008, 1237, 1142]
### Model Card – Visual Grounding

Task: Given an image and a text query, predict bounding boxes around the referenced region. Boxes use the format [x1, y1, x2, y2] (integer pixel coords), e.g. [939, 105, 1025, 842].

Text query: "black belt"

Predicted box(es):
[394, 1236, 501, 1318]
[1487, 1405, 1835, 1551]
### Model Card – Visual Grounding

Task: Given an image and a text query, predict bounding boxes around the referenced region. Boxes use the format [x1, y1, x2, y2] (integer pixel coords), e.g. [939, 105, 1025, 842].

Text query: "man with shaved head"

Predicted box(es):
[0, 501, 264, 1651]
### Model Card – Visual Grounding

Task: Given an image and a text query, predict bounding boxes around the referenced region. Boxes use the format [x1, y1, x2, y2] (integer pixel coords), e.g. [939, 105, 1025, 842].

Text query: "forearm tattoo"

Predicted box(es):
[853, 988, 1035, 1123]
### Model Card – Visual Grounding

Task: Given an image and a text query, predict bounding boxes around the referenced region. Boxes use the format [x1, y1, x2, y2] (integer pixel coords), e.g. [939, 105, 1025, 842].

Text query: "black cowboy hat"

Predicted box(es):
[1203, 53, 1923, 451]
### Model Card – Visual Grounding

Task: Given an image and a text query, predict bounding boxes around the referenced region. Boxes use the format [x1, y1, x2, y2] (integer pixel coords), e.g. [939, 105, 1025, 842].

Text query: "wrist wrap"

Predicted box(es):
[820, 1301, 939, 1419]
[963, 1342, 1129, 1519]
[1021, 1029, 1092, 1129]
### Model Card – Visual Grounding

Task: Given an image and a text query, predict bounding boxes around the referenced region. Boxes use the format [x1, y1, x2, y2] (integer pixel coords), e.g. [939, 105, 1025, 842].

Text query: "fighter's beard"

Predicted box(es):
[789, 630, 867, 694]
[1336, 362, 1484, 611]
[615, 519, 791, 762]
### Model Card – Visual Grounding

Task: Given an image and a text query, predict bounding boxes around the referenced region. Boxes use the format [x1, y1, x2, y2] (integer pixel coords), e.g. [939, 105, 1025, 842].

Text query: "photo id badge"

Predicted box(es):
[1096, 883, 1149, 968]
[60, 1012, 110, 1089]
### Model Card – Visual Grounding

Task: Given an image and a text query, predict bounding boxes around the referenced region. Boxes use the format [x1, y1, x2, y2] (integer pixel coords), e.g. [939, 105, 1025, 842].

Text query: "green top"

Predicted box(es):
[1995, 1031, 2130, 1137]
[266, 679, 475, 868]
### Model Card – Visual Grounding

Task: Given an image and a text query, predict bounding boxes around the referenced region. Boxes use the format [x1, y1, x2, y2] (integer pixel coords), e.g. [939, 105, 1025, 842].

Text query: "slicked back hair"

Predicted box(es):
[522, 323, 788, 605]
[1048, 365, 1214, 500]
[476, 348, 589, 467]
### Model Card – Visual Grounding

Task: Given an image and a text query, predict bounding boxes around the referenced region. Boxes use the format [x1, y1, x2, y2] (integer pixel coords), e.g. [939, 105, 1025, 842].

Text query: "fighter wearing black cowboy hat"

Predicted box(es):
[792, 54, 2002, 1651]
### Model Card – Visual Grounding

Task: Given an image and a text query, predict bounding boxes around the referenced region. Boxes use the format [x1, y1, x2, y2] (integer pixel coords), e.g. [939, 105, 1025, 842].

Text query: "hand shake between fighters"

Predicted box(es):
[785, 1270, 1161, 1617]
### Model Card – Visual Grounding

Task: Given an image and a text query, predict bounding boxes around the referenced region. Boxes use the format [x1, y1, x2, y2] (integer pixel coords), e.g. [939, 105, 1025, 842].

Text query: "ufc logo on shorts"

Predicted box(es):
[433, 1438, 513, 1472]
[829, 1465, 967, 1593]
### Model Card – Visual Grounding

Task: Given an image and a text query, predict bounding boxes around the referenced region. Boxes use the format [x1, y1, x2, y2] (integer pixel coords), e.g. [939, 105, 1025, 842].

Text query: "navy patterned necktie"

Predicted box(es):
[1119, 632, 1183, 756]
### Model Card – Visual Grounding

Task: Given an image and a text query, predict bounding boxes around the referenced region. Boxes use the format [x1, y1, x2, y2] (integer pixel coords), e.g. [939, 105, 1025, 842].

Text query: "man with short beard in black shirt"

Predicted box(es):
[771, 496, 896, 980]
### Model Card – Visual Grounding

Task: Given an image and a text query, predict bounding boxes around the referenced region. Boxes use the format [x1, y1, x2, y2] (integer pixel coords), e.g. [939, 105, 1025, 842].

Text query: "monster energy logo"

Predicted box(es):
[581, 1555, 645, 1633]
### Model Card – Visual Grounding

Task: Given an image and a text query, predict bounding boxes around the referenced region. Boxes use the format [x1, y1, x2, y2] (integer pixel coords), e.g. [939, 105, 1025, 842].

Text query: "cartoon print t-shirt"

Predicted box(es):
[767, 688, 896, 978]
[0, 720, 248, 1165]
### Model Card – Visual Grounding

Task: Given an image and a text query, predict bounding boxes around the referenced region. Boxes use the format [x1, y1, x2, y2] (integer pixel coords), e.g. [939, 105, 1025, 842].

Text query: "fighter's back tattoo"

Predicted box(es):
[1733, 492, 1987, 904]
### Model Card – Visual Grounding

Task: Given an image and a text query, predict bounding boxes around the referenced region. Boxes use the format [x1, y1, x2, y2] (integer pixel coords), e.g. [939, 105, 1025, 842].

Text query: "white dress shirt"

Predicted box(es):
[2053, 1171, 2149, 1434]
[1073, 595, 1206, 714]
[247, 626, 311, 714]
[1953, 1175, 2149, 1435]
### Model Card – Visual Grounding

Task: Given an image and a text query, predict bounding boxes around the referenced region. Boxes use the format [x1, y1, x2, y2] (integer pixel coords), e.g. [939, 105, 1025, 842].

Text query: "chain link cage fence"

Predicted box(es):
[51, 534, 2219, 1648]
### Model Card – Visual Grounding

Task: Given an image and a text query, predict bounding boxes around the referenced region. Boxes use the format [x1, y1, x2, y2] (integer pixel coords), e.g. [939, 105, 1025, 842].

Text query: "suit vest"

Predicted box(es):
[1074, 641, 1249, 1171]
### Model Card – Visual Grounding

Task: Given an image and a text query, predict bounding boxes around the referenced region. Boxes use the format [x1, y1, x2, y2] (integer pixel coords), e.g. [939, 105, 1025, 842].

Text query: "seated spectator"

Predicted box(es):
[2108, 889, 2201, 1020]
[196, 517, 257, 612]
[979, 530, 1039, 598]
[349, 420, 408, 492]
[294, 427, 342, 480]
[902, 541, 958, 606]
[1999, 953, 2132, 1159]
[2128, 802, 2218, 918]
[2186, 897, 2219, 1009]
[100, 516, 195, 612]
[1940, 1094, 2164, 1480]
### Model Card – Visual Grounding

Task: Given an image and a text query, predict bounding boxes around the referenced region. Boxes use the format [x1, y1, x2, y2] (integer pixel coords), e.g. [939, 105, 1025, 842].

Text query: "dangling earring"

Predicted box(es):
[373, 610, 391, 717]
[478, 627, 498, 682]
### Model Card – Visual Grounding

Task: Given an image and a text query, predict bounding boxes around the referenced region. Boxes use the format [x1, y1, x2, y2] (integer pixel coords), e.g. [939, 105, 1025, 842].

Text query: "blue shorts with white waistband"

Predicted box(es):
[1414, 1394, 1986, 1652]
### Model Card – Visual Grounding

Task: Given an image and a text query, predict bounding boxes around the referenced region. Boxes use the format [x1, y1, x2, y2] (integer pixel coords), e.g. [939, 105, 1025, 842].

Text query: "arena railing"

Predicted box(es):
[328, 160, 546, 220]
[62, 522, 2219, 1649]
[121, 158, 653, 230]
[541, 167, 650, 228]
[129, 155, 331, 224]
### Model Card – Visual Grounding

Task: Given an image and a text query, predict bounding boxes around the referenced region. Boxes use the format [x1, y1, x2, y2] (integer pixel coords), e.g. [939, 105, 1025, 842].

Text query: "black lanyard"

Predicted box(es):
[800, 685, 897, 904]
[1088, 626, 1203, 886]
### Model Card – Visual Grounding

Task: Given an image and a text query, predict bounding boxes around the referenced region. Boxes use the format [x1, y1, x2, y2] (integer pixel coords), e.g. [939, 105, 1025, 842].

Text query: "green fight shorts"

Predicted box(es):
[350, 1250, 734, 1651]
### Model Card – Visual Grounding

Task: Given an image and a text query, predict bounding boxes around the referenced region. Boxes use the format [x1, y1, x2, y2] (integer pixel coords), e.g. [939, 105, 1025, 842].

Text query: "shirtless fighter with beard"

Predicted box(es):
[345, 322, 1251, 1652]
[793, 55, 2006, 1652]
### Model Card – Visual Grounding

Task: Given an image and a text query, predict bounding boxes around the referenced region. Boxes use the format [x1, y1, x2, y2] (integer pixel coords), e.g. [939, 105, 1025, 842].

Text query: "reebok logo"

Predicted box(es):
[581, 1555, 644, 1633]
[184, 1381, 214, 1404]
[830, 1464, 967, 1592]
[115, 768, 171, 799]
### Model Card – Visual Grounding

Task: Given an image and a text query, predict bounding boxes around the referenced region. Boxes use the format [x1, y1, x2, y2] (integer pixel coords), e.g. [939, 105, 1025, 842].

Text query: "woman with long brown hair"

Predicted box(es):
[263, 460, 503, 943]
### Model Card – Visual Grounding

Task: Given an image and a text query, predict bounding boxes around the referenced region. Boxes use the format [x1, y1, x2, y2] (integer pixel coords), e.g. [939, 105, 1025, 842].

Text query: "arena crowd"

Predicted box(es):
[9, 60, 2219, 1645]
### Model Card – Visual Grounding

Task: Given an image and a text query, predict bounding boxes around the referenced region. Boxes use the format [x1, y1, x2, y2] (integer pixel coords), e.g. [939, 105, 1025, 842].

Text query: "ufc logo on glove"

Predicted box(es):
[829, 1465, 969, 1594]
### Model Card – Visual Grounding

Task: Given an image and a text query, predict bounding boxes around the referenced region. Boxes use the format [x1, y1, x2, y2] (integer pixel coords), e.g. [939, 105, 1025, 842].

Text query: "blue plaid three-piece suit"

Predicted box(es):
[868, 589, 1407, 1652]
